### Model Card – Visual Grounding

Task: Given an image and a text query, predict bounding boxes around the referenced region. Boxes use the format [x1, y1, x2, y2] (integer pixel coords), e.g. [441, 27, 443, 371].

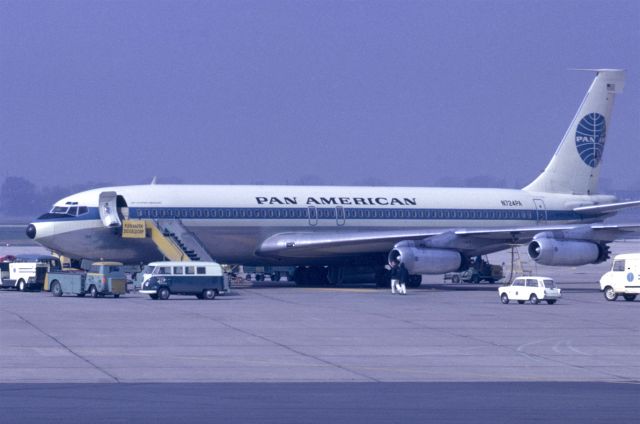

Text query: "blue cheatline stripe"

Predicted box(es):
[35, 206, 585, 223]
[127, 206, 582, 222]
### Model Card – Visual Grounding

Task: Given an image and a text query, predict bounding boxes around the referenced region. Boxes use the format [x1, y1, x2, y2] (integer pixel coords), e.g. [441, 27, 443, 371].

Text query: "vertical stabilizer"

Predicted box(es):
[523, 70, 625, 195]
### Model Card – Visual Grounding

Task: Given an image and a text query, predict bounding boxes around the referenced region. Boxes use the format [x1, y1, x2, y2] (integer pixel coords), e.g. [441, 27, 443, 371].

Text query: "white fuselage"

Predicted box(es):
[29, 184, 613, 265]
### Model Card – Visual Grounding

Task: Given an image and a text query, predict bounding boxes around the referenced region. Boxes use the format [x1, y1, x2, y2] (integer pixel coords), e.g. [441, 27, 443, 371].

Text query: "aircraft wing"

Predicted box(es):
[255, 223, 640, 259]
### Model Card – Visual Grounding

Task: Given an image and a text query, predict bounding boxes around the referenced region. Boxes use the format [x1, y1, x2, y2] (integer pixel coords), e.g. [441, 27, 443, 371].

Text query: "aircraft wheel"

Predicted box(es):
[406, 275, 422, 288]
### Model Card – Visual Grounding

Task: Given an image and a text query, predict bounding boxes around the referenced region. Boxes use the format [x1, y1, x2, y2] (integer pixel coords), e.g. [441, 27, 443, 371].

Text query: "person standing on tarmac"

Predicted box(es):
[389, 260, 400, 294]
[398, 262, 408, 295]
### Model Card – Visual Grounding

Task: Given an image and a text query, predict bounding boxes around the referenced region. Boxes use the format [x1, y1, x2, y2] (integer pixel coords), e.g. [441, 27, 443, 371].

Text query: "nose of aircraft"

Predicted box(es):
[26, 224, 36, 239]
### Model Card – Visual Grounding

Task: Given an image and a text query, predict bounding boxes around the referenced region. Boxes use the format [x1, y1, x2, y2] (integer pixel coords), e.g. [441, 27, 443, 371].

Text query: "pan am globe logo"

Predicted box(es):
[575, 112, 606, 168]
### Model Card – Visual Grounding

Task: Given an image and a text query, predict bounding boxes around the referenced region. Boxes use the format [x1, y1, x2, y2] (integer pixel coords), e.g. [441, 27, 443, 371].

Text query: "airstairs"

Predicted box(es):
[126, 219, 214, 262]
[155, 220, 214, 262]
[506, 245, 534, 283]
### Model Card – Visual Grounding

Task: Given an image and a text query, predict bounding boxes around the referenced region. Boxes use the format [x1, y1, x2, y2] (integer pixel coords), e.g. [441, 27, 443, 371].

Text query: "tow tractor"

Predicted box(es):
[445, 256, 504, 284]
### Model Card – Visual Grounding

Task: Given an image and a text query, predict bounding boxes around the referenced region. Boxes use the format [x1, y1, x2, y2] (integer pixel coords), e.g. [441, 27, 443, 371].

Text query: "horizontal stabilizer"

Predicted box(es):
[573, 200, 640, 215]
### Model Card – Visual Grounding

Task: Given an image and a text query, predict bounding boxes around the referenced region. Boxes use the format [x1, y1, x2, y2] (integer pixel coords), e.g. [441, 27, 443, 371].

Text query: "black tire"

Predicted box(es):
[90, 285, 98, 298]
[500, 293, 509, 304]
[114, 294, 120, 298]
[517, 300, 525, 304]
[603, 286, 618, 301]
[271, 272, 280, 282]
[471, 275, 480, 284]
[547, 299, 557, 305]
[623, 294, 636, 301]
[529, 294, 539, 305]
[203, 289, 216, 300]
[51, 281, 63, 297]
[451, 274, 460, 284]
[195, 293, 204, 299]
[406, 275, 422, 288]
[158, 287, 170, 300]
[149, 294, 158, 300]
[18, 280, 26, 292]
[76, 293, 85, 297]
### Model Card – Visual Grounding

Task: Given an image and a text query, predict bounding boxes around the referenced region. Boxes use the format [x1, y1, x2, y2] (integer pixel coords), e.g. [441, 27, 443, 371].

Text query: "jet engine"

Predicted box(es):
[389, 245, 462, 274]
[527, 237, 609, 266]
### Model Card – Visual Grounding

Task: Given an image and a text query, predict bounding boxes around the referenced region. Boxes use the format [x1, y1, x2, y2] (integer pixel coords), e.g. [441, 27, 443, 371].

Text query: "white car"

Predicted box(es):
[498, 276, 561, 305]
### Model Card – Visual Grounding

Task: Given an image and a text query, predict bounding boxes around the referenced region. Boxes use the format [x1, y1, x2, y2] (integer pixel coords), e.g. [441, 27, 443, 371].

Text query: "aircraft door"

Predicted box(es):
[99, 191, 122, 228]
[533, 199, 547, 224]
[307, 206, 318, 226]
[336, 206, 345, 226]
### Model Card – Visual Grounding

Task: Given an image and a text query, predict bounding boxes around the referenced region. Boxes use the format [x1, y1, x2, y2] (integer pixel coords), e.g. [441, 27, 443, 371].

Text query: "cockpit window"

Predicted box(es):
[51, 206, 69, 214]
[49, 205, 89, 217]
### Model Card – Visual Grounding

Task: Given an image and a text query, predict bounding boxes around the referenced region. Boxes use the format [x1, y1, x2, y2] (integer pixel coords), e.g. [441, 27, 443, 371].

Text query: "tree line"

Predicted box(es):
[0, 177, 112, 220]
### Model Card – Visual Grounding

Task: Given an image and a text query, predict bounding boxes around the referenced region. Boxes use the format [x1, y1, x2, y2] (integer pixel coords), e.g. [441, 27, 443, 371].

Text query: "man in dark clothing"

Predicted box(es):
[398, 262, 409, 295]
[389, 260, 400, 294]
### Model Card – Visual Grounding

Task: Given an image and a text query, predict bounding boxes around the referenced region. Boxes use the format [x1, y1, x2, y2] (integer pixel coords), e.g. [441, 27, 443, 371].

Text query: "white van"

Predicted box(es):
[599, 253, 640, 301]
[139, 261, 230, 300]
[0, 255, 61, 291]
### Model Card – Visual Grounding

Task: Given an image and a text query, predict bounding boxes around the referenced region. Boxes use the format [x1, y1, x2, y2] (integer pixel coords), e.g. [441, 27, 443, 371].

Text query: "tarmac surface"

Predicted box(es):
[1, 240, 639, 422]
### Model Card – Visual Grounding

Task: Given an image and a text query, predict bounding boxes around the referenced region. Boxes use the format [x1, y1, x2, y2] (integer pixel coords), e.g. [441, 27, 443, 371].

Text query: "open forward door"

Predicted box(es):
[99, 191, 122, 228]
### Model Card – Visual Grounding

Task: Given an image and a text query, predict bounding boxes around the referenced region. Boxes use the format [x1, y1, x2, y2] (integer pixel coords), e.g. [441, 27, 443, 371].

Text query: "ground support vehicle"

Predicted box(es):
[600, 253, 640, 301]
[140, 261, 229, 300]
[498, 276, 561, 305]
[243, 265, 293, 282]
[48, 262, 127, 298]
[445, 256, 504, 284]
[0, 254, 60, 291]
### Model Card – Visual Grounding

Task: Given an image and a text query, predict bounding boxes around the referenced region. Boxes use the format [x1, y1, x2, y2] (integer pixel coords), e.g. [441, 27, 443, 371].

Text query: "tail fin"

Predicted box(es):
[523, 69, 625, 195]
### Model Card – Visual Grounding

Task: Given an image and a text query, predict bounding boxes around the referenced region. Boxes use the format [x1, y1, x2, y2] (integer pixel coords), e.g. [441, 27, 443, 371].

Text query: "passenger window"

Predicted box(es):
[185, 266, 195, 275]
[173, 267, 183, 275]
[526, 279, 538, 287]
[196, 267, 206, 275]
[513, 280, 525, 286]
[543, 280, 556, 289]
[157, 266, 171, 274]
[612, 260, 625, 272]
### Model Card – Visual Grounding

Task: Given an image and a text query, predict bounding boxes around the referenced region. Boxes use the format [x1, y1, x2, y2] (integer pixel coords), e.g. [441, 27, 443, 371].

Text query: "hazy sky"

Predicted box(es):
[1, 0, 639, 190]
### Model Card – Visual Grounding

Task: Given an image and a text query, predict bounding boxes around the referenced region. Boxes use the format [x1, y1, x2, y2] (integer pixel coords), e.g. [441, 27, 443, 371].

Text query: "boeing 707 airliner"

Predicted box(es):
[26, 69, 640, 285]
